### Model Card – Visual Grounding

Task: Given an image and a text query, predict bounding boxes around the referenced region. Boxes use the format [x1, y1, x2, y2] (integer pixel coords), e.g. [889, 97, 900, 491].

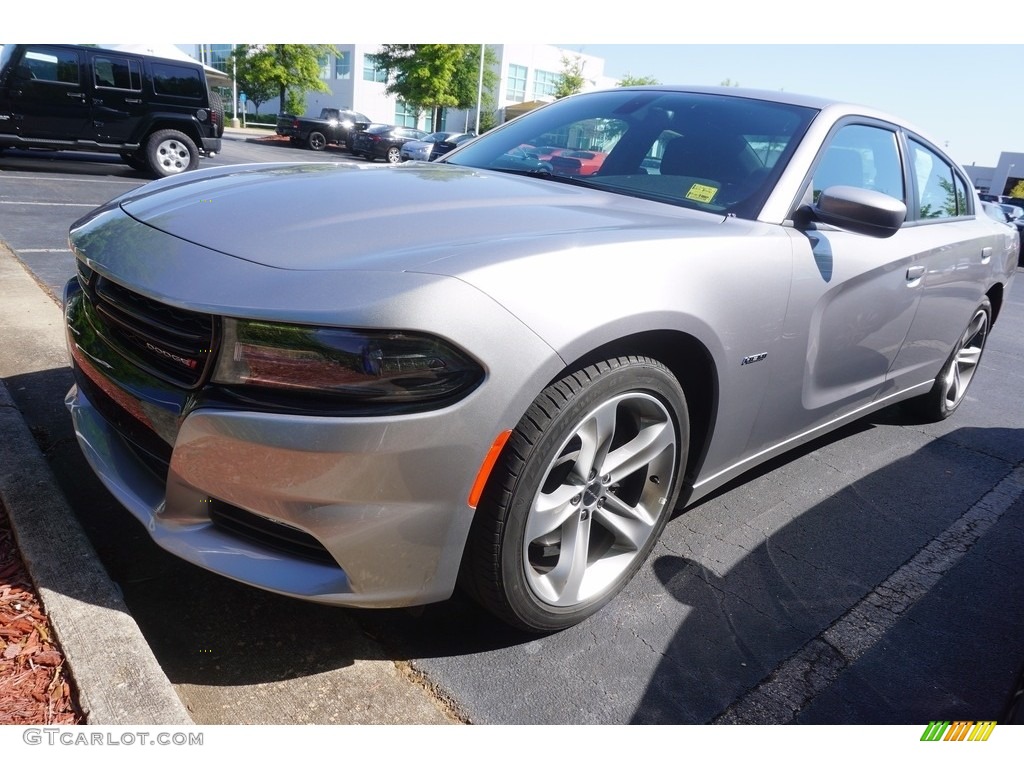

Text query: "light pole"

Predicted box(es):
[475, 44, 485, 135]
[231, 45, 240, 129]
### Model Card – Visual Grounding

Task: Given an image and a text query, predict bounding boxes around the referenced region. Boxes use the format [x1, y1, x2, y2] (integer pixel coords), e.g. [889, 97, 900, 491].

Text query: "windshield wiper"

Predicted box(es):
[488, 166, 596, 186]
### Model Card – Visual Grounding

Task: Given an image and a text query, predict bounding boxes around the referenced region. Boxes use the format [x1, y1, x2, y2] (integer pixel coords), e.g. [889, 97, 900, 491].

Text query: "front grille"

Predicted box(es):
[74, 364, 173, 481]
[209, 501, 340, 566]
[87, 274, 216, 389]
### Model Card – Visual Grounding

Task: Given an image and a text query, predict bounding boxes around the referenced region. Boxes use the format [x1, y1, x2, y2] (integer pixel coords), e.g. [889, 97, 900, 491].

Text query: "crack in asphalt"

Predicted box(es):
[712, 462, 1024, 724]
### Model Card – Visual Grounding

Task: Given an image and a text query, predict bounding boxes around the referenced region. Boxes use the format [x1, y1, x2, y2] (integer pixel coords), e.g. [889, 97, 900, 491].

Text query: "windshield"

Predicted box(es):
[445, 89, 817, 218]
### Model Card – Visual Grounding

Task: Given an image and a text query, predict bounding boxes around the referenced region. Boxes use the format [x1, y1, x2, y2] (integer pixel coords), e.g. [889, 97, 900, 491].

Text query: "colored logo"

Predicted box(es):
[920, 721, 997, 742]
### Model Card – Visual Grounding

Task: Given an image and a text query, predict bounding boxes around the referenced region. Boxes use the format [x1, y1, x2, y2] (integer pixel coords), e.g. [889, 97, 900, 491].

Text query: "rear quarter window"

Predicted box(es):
[151, 62, 203, 98]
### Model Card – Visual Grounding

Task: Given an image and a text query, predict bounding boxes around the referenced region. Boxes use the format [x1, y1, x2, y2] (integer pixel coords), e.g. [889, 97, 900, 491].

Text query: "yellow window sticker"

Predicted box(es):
[685, 183, 718, 203]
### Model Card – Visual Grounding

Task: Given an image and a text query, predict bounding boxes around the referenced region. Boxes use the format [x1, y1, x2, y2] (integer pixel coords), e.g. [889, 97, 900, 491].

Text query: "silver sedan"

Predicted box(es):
[63, 86, 1017, 632]
[399, 130, 474, 161]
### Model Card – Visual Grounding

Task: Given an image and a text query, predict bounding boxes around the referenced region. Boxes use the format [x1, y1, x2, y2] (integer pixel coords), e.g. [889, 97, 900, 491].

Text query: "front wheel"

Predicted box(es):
[145, 130, 199, 178]
[906, 298, 991, 422]
[463, 357, 688, 632]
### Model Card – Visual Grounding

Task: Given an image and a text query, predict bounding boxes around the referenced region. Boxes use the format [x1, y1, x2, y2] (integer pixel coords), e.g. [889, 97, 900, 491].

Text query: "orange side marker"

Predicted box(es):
[468, 430, 513, 509]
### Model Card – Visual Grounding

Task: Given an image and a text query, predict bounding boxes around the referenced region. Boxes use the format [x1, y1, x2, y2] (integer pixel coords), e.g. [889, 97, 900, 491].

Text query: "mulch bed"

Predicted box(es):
[0, 500, 82, 724]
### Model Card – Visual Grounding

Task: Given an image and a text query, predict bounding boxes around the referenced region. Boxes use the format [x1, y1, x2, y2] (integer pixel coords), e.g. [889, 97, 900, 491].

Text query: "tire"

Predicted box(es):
[145, 130, 199, 178]
[307, 131, 327, 151]
[207, 91, 224, 137]
[119, 152, 149, 172]
[463, 356, 688, 632]
[906, 298, 991, 422]
[386, 146, 402, 164]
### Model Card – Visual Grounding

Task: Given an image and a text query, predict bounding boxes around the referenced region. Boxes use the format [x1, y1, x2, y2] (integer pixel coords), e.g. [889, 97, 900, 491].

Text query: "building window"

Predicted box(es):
[395, 101, 420, 128]
[207, 45, 231, 72]
[506, 64, 527, 102]
[318, 54, 330, 80]
[335, 50, 351, 80]
[533, 69, 558, 99]
[363, 54, 388, 83]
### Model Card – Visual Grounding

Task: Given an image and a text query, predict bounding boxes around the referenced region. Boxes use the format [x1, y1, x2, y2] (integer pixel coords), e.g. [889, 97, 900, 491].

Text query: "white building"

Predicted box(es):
[186, 44, 615, 130]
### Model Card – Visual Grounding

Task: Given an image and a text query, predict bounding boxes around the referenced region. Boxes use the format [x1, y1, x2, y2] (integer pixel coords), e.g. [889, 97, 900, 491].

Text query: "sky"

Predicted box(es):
[562, 45, 1020, 169]
[12, 2, 1022, 168]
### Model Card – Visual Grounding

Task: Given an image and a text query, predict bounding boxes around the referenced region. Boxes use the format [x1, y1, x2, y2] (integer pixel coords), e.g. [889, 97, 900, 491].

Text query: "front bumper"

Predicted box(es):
[65, 378, 485, 607]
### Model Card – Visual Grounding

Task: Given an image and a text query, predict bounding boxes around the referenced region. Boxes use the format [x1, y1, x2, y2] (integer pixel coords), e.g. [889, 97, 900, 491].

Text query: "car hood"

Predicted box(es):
[111, 162, 732, 273]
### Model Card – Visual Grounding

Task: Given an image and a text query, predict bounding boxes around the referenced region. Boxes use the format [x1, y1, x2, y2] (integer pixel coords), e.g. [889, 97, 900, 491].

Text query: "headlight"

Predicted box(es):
[212, 319, 483, 403]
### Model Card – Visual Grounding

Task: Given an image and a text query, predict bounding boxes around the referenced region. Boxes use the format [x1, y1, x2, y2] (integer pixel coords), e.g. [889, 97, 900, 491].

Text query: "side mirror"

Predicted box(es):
[808, 185, 907, 239]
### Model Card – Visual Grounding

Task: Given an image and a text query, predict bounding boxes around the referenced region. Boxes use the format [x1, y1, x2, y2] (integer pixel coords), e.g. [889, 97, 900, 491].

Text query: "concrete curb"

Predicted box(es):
[0, 244, 193, 725]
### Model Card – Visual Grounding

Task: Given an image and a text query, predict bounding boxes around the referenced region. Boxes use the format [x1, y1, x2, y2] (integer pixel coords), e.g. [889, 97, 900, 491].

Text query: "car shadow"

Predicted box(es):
[0, 148, 150, 179]
[626, 425, 1024, 724]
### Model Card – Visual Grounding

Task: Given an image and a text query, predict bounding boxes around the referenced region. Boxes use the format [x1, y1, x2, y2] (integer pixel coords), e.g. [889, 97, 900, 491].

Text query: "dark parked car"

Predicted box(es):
[427, 131, 478, 161]
[0, 43, 223, 177]
[351, 125, 428, 163]
[401, 131, 475, 162]
[63, 86, 1018, 632]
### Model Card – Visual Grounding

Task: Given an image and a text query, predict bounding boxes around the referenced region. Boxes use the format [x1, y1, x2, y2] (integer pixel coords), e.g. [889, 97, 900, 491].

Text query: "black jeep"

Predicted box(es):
[0, 44, 223, 177]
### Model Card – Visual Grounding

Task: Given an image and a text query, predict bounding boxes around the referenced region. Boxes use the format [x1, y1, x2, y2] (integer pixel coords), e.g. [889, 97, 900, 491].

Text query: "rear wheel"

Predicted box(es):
[145, 130, 199, 178]
[463, 357, 688, 632]
[906, 298, 991, 421]
[307, 131, 327, 151]
[386, 146, 402, 164]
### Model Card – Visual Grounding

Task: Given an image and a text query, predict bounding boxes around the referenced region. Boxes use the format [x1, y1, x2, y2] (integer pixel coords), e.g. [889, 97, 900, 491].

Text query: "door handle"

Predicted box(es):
[981, 246, 992, 264]
[125, 98, 142, 104]
[906, 265, 925, 281]
[67, 91, 85, 98]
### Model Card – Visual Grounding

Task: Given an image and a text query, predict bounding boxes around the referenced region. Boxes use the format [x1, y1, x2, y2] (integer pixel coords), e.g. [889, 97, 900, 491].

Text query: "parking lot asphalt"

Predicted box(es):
[0, 240, 457, 725]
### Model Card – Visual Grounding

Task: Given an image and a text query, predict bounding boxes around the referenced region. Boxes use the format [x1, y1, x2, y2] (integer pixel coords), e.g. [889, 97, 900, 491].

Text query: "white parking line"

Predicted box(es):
[0, 174, 141, 185]
[0, 201, 99, 207]
[714, 463, 1024, 724]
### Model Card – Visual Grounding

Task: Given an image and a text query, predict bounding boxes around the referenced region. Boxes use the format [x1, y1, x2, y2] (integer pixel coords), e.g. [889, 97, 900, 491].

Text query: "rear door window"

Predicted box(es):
[93, 55, 142, 91]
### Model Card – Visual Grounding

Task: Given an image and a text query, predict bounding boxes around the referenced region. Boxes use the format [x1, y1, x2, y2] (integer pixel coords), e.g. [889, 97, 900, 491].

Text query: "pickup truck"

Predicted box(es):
[276, 107, 371, 151]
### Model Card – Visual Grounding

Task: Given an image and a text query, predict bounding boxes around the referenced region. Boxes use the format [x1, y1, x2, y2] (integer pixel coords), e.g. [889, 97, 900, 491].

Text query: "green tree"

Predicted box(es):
[372, 44, 498, 130]
[555, 55, 586, 99]
[1006, 179, 1024, 198]
[225, 45, 277, 116]
[227, 44, 334, 116]
[617, 73, 660, 86]
[720, 78, 740, 87]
